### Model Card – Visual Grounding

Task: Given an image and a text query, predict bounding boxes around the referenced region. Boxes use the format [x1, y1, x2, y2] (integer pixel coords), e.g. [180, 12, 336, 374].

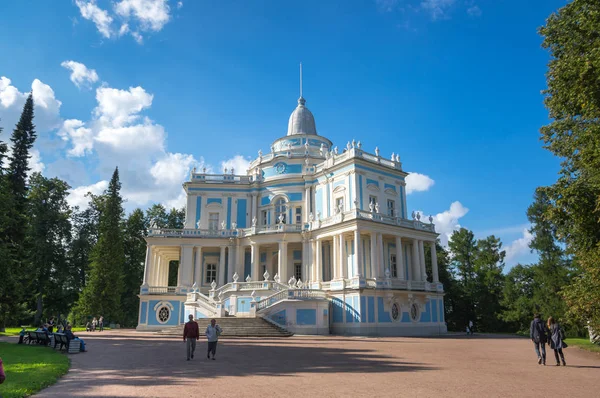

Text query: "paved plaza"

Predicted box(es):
[31, 330, 600, 398]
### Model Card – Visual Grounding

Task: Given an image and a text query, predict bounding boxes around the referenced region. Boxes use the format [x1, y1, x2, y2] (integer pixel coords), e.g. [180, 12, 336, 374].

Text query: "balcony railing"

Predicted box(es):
[147, 286, 177, 295]
[313, 209, 436, 233]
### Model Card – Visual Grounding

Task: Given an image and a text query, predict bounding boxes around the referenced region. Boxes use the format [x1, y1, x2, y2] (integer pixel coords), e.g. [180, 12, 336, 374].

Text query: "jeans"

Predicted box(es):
[553, 348, 565, 364]
[208, 341, 218, 357]
[533, 341, 546, 361]
[186, 338, 196, 359]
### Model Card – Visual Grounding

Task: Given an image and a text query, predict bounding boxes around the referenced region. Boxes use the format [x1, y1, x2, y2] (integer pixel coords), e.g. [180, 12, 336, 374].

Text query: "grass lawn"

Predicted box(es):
[567, 338, 600, 354]
[0, 327, 108, 336]
[0, 342, 70, 397]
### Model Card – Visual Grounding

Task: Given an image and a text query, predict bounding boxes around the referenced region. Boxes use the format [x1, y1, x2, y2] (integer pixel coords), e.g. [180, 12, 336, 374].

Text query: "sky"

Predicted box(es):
[0, 0, 568, 269]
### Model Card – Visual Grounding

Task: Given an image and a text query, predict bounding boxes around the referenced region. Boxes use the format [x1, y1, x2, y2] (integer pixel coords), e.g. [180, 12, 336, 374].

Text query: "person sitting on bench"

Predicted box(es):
[65, 325, 87, 352]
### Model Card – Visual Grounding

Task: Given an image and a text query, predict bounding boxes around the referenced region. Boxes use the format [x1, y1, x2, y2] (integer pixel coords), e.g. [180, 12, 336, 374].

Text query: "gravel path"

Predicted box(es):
[32, 330, 600, 398]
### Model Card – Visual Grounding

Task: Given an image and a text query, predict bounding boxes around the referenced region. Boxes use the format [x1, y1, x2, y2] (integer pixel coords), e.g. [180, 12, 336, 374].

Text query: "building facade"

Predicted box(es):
[137, 90, 446, 336]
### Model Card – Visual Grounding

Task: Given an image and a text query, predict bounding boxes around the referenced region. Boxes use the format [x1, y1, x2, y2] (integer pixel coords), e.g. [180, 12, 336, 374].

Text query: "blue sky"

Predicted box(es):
[0, 0, 567, 268]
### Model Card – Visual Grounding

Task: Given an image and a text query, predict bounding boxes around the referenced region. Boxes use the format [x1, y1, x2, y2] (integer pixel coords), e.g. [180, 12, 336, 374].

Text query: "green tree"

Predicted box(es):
[69, 197, 101, 292]
[448, 228, 478, 329]
[538, 0, 600, 332]
[473, 236, 506, 332]
[122, 209, 147, 327]
[501, 264, 537, 332]
[425, 241, 460, 330]
[74, 168, 125, 325]
[26, 173, 72, 325]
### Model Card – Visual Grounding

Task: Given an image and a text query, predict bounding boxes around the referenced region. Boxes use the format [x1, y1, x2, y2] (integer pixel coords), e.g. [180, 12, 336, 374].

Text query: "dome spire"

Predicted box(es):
[300, 62, 303, 99]
[287, 63, 316, 136]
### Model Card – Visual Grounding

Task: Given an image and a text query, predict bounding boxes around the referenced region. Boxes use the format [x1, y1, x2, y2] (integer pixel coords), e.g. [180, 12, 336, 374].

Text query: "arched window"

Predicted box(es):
[275, 198, 287, 224]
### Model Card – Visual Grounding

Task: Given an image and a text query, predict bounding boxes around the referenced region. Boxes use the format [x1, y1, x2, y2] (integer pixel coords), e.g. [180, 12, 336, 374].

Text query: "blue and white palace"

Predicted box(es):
[137, 83, 446, 336]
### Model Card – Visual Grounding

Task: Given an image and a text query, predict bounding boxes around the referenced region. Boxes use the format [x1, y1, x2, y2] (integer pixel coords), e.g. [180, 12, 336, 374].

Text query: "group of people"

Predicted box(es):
[530, 314, 567, 366]
[85, 316, 104, 332]
[183, 315, 223, 361]
[16, 318, 87, 352]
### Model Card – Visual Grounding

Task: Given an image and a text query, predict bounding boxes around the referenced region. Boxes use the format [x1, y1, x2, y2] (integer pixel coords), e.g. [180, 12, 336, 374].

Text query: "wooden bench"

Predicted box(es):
[27, 331, 51, 346]
[53, 333, 70, 351]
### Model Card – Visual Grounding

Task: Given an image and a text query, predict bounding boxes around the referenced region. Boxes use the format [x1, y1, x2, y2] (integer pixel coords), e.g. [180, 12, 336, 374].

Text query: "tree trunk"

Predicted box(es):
[33, 294, 43, 326]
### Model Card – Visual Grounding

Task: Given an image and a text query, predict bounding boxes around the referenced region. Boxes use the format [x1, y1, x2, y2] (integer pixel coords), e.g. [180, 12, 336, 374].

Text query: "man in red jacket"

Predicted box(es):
[183, 314, 200, 361]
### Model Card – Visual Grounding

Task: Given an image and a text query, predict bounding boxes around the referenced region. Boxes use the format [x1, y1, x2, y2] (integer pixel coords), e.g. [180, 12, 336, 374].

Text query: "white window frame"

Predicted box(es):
[275, 198, 287, 224]
[295, 207, 302, 224]
[205, 263, 217, 284]
[294, 262, 302, 281]
[208, 213, 219, 231]
[387, 199, 395, 217]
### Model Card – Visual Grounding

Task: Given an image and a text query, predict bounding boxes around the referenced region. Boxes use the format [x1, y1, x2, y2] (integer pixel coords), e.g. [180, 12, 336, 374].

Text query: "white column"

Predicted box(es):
[150, 253, 158, 286]
[143, 245, 152, 285]
[395, 236, 405, 280]
[339, 233, 347, 279]
[354, 230, 362, 277]
[194, 246, 202, 286]
[332, 236, 338, 279]
[227, 243, 235, 282]
[431, 242, 439, 283]
[370, 232, 377, 279]
[179, 246, 194, 287]
[302, 239, 309, 282]
[278, 241, 288, 281]
[412, 239, 421, 281]
[419, 240, 427, 282]
[251, 243, 260, 281]
[250, 194, 257, 222]
[218, 246, 227, 286]
[377, 233, 385, 277]
[236, 243, 245, 279]
[315, 239, 323, 283]
[304, 187, 311, 223]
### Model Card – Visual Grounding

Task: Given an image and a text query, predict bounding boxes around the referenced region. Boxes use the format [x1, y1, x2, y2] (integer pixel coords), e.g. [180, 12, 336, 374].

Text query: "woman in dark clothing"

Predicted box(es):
[547, 317, 567, 366]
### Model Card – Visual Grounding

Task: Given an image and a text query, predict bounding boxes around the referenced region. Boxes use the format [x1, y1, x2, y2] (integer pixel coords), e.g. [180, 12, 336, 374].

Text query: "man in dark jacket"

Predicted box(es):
[183, 314, 200, 361]
[530, 313, 548, 365]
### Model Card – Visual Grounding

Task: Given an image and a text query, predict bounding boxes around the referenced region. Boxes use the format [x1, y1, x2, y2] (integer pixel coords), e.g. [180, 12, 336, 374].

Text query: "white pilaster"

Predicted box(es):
[236, 243, 245, 279]
[354, 230, 362, 277]
[142, 245, 152, 285]
[332, 235, 338, 280]
[194, 246, 202, 286]
[377, 232, 384, 278]
[278, 241, 288, 281]
[419, 240, 427, 282]
[370, 232, 377, 279]
[339, 233, 347, 279]
[304, 187, 311, 223]
[431, 241, 439, 283]
[251, 243, 260, 281]
[179, 246, 194, 287]
[412, 239, 421, 281]
[302, 239, 309, 282]
[227, 243, 235, 282]
[315, 239, 323, 282]
[395, 236, 405, 280]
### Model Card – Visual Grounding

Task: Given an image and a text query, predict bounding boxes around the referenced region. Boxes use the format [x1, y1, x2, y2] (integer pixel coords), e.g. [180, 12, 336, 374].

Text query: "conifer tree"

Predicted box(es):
[122, 209, 147, 327]
[75, 167, 125, 324]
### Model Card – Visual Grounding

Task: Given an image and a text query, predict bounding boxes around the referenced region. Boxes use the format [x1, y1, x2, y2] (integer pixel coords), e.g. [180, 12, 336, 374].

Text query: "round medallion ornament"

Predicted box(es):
[410, 303, 420, 322]
[391, 302, 400, 321]
[275, 162, 287, 174]
[158, 306, 170, 323]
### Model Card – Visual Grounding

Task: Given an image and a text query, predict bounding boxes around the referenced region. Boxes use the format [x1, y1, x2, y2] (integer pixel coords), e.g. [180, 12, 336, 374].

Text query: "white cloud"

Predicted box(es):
[177, 1, 183, 9]
[75, 0, 114, 38]
[418, 201, 469, 246]
[421, 0, 455, 20]
[150, 152, 195, 186]
[467, 5, 482, 17]
[119, 23, 130, 36]
[95, 123, 165, 154]
[376, 0, 400, 12]
[220, 155, 251, 175]
[29, 149, 45, 175]
[505, 228, 533, 263]
[115, 0, 171, 32]
[131, 31, 144, 44]
[58, 119, 94, 157]
[61, 60, 99, 88]
[94, 86, 153, 127]
[0, 77, 62, 134]
[405, 172, 435, 194]
[68, 180, 109, 209]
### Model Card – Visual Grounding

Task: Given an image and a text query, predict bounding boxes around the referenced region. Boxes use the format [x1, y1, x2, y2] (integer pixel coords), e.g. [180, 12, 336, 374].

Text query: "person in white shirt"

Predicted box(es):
[205, 319, 223, 360]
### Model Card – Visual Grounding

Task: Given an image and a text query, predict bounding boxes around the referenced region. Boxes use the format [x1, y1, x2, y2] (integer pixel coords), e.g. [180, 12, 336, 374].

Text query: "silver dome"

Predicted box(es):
[287, 97, 317, 136]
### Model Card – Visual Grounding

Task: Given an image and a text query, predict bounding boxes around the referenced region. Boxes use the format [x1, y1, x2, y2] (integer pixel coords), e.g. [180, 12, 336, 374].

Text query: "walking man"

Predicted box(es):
[205, 318, 223, 360]
[183, 314, 199, 361]
[530, 313, 548, 365]
[98, 316, 104, 332]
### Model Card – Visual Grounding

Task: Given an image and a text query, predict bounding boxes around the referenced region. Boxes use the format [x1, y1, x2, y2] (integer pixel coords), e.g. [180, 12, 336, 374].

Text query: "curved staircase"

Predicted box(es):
[157, 317, 293, 338]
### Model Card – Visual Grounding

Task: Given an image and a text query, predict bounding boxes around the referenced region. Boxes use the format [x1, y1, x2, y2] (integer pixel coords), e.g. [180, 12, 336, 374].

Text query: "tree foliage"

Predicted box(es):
[538, 0, 600, 331]
[122, 209, 147, 327]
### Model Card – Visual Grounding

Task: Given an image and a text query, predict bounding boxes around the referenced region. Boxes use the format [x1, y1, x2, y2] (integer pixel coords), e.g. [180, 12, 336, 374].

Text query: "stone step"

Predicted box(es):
[158, 317, 292, 337]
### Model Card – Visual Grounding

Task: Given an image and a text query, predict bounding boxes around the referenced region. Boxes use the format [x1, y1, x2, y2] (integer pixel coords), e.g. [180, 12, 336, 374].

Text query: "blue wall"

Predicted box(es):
[244, 251, 251, 279]
[377, 297, 391, 323]
[147, 300, 181, 326]
[332, 297, 344, 323]
[367, 297, 375, 323]
[360, 296, 366, 323]
[420, 302, 431, 322]
[206, 198, 222, 204]
[432, 299, 438, 322]
[226, 197, 232, 228]
[237, 297, 251, 312]
[296, 309, 317, 325]
[315, 188, 323, 216]
[236, 199, 247, 228]
[140, 302, 148, 324]
[195, 196, 202, 227]
[269, 310, 286, 326]
[288, 192, 303, 201]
